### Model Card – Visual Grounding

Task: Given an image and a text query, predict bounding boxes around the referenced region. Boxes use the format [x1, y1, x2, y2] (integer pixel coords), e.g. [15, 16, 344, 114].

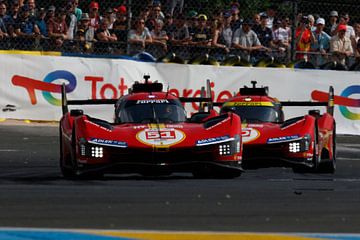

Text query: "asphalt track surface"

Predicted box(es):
[0, 122, 359, 234]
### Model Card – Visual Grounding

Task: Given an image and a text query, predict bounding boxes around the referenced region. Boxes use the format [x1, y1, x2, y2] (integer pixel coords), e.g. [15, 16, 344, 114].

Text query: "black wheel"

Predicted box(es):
[318, 124, 336, 174]
[59, 126, 78, 179]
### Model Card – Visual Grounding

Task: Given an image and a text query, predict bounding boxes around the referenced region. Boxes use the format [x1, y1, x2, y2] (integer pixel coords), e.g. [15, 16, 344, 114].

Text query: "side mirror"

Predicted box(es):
[308, 109, 320, 118]
[70, 109, 84, 117]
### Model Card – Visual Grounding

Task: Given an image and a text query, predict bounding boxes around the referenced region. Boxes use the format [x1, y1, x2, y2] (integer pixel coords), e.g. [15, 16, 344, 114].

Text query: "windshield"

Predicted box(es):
[221, 106, 282, 123]
[117, 100, 186, 123]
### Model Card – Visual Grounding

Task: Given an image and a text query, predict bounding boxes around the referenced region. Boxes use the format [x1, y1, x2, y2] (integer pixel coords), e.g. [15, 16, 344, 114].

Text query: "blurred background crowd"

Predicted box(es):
[0, 0, 360, 70]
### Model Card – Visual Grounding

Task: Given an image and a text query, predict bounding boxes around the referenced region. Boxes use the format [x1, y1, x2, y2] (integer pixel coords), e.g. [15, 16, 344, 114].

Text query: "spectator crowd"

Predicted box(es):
[0, 0, 360, 68]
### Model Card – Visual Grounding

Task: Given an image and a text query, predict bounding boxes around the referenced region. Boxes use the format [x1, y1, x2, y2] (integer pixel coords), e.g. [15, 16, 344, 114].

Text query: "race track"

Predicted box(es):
[0, 123, 360, 234]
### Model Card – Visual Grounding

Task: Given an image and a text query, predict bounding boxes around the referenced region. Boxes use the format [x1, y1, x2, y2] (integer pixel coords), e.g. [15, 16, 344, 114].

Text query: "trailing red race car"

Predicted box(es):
[59, 76, 243, 179]
[218, 81, 336, 173]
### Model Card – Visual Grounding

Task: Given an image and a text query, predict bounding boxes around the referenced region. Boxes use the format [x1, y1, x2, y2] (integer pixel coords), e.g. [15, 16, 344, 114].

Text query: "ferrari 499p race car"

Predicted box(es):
[59, 76, 243, 179]
[219, 81, 336, 173]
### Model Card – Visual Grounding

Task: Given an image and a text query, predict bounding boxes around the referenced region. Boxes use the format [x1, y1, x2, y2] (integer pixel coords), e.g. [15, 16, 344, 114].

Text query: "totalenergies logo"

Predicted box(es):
[12, 70, 77, 106]
[312, 85, 360, 120]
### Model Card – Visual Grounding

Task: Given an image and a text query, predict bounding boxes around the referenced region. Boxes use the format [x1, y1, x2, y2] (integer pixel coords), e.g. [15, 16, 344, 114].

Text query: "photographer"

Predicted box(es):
[295, 15, 315, 60]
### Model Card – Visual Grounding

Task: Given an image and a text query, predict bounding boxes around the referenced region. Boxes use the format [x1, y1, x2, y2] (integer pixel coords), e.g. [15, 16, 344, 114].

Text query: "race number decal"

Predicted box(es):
[242, 128, 260, 143]
[136, 128, 186, 147]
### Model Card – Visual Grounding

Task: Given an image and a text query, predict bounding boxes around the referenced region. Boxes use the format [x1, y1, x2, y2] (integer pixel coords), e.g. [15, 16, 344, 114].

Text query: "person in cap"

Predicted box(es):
[338, 13, 355, 40]
[232, 18, 267, 63]
[190, 14, 212, 46]
[186, 10, 198, 38]
[88, 1, 101, 30]
[328, 10, 338, 36]
[34, 7, 47, 37]
[14, 4, 39, 38]
[104, 7, 115, 29]
[75, 13, 94, 52]
[330, 24, 353, 65]
[112, 5, 127, 41]
[253, 13, 274, 50]
[311, 17, 331, 65]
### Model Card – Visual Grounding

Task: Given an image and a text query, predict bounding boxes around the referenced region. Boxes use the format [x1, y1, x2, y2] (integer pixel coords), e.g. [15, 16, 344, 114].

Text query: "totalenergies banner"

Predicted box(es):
[0, 54, 359, 135]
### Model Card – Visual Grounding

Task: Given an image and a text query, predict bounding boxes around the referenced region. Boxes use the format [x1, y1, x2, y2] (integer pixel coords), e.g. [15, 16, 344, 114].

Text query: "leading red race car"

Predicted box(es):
[219, 81, 336, 173]
[59, 76, 243, 179]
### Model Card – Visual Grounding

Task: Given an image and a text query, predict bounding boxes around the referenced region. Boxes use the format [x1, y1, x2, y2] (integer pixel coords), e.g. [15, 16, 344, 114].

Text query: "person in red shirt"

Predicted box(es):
[295, 16, 315, 60]
[47, 8, 68, 48]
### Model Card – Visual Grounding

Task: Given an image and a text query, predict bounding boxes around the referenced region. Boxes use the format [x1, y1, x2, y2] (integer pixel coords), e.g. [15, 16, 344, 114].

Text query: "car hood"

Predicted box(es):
[242, 120, 306, 145]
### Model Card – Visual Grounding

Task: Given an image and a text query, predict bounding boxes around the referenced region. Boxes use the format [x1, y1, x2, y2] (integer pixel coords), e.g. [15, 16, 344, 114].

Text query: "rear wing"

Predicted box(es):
[280, 86, 334, 116]
[205, 86, 335, 116]
[61, 81, 213, 115]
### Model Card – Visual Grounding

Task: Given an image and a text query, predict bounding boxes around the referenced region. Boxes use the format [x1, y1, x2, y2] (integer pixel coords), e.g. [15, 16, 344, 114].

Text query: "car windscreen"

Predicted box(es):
[117, 100, 186, 123]
[221, 106, 281, 123]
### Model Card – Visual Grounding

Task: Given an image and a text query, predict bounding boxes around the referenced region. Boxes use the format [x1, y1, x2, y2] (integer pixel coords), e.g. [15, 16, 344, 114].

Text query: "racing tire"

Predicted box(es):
[318, 124, 336, 174]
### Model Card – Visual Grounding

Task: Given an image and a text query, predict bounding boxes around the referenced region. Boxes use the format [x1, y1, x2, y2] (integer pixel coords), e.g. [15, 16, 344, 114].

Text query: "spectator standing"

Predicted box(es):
[27, 0, 36, 17]
[88, 1, 101, 31]
[295, 16, 315, 60]
[219, 11, 233, 48]
[163, 14, 176, 39]
[34, 7, 46, 37]
[330, 24, 353, 65]
[168, 13, 189, 45]
[232, 19, 266, 63]
[75, 13, 94, 52]
[186, 10, 198, 39]
[260, 5, 277, 29]
[311, 18, 331, 66]
[47, 8, 68, 48]
[127, 18, 152, 55]
[150, 19, 168, 53]
[328, 10, 338, 36]
[0, 2, 9, 38]
[3, 0, 20, 37]
[145, 2, 164, 31]
[191, 14, 211, 46]
[112, 5, 127, 42]
[104, 7, 115, 29]
[71, 0, 82, 21]
[14, 4, 38, 37]
[272, 19, 290, 62]
[338, 14, 355, 40]
[253, 14, 274, 49]
[281, 16, 292, 43]
[166, 0, 183, 16]
[230, 4, 242, 32]
[95, 18, 117, 42]
[65, 2, 77, 40]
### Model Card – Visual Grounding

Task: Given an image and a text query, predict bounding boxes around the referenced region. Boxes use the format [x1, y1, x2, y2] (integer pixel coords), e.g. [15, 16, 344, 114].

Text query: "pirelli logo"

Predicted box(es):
[224, 102, 274, 107]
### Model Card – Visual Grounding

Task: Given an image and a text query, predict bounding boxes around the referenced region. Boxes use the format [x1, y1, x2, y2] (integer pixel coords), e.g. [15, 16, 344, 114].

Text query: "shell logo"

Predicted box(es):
[136, 128, 186, 147]
[242, 128, 260, 143]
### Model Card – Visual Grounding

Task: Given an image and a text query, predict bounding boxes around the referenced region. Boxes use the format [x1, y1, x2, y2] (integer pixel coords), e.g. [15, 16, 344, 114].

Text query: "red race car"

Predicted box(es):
[219, 81, 336, 173]
[60, 76, 243, 179]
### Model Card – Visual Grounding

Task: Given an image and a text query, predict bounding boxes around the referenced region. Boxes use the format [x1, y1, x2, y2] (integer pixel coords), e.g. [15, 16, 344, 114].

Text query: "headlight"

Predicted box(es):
[218, 135, 241, 156]
[91, 146, 103, 158]
[288, 134, 310, 153]
[219, 143, 231, 155]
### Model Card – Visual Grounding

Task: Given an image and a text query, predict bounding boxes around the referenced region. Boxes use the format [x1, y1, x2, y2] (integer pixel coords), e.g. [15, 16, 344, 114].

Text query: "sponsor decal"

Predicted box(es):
[242, 128, 260, 143]
[196, 135, 231, 146]
[311, 86, 360, 120]
[136, 128, 186, 147]
[89, 138, 128, 148]
[12, 70, 77, 105]
[136, 99, 169, 104]
[223, 102, 274, 107]
[267, 135, 300, 144]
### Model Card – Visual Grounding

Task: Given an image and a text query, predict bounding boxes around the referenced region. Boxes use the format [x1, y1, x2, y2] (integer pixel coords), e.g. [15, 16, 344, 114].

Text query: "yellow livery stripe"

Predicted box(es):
[224, 102, 274, 107]
[0, 50, 61, 56]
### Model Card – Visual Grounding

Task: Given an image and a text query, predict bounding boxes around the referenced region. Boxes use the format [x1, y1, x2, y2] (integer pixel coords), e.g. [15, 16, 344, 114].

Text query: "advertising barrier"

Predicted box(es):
[0, 54, 359, 135]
